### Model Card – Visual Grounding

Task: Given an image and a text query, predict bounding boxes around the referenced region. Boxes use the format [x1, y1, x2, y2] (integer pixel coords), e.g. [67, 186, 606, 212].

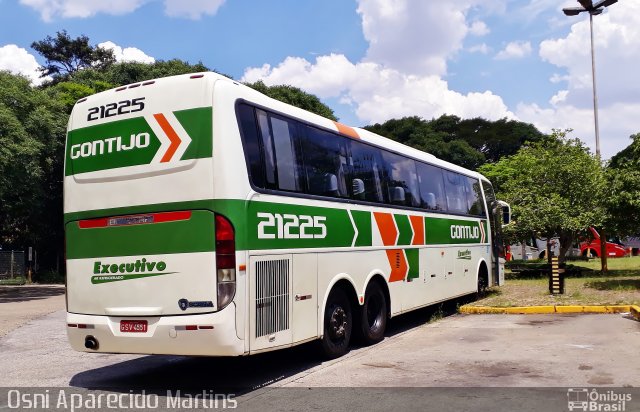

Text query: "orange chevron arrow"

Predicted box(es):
[154, 113, 182, 163]
[386, 249, 408, 282]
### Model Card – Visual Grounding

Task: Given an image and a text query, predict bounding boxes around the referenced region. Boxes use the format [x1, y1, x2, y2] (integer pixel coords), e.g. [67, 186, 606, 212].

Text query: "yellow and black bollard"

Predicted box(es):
[549, 256, 564, 294]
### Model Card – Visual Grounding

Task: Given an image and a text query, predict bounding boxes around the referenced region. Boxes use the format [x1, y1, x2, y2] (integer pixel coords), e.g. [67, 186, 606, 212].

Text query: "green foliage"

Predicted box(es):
[0, 71, 67, 256]
[245, 81, 337, 121]
[31, 30, 115, 81]
[48, 82, 96, 111]
[365, 116, 484, 169]
[604, 133, 640, 236]
[364, 115, 543, 170]
[479, 130, 606, 261]
[102, 59, 210, 85]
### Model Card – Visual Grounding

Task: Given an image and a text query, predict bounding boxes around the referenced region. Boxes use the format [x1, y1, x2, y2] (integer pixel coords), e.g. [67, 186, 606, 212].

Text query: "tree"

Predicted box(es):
[596, 133, 640, 271]
[478, 130, 606, 264]
[365, 116, 486, 169]
[245, 81, 337, 121]
[0, 71, 67, 270]
[31, 30, 115, 80]
[364, 115, 545, 170]
[455, 117, 545, 163]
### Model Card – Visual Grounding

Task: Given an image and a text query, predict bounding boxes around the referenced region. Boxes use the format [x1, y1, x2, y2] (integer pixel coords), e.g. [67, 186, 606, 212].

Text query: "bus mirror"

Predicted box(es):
[352, 179, 365, 196]
[391, 186, 405, 203]
[497, 200, 511, 226]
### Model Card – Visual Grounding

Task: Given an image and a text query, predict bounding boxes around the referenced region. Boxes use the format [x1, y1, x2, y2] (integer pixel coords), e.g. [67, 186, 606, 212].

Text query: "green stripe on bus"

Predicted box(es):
[406, 248, 419, 280]
[424, 216, 485, 244]
[351, 210, 372, 247]
[394, 214, 412, 246]
[65, 106, 212, 176]
[246, 202, 355, 250]
[65, 117, 160, 176]
[175, 107, 213, 160]
[65, 199, 488, 256]
[65, 210, 216, 259]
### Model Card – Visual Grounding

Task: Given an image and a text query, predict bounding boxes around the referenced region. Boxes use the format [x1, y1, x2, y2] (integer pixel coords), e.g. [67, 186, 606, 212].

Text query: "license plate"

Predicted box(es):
[120, 320, 148, 333]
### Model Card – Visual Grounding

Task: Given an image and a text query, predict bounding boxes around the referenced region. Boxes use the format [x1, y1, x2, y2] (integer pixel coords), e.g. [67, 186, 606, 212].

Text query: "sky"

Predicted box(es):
[0, 0, 638, 159]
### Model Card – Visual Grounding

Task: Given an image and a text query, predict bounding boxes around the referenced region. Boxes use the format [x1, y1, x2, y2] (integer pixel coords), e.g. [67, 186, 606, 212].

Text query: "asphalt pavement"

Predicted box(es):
[1, 289, 639, 411]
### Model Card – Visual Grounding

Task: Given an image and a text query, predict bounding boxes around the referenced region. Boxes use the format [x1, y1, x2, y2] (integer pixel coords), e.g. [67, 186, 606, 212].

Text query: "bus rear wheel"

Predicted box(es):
[320, 288, 352, 358]
[358, 281, 388, 345]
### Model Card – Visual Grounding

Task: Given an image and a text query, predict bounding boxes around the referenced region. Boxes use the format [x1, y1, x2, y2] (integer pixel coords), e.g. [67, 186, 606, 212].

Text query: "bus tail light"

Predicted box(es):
[215, 214, 236, 310]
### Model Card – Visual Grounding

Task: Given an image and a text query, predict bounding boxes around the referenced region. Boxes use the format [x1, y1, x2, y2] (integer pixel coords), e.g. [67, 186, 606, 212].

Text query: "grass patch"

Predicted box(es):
[0, 276, 27, 286]
[470, 256, 640, 307]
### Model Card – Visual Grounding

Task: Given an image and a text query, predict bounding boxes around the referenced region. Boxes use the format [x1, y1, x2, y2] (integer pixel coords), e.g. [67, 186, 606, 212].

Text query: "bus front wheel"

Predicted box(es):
[358, 280, 388, 345]
[320, 288, 352, 358]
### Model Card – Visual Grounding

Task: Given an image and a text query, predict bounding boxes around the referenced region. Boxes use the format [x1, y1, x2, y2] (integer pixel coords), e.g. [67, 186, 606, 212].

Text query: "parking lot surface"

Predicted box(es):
[1, 290, 639, 411]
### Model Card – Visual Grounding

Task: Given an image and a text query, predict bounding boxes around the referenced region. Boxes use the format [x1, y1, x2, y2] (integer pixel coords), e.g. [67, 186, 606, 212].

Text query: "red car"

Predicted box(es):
[580, 227, 629, 258]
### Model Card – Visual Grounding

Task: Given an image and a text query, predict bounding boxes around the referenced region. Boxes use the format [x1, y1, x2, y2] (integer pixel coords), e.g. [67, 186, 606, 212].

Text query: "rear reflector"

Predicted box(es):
[175, 325, 213, 331]
[79, 211, 192, 229]
[190, 74, 204, 79]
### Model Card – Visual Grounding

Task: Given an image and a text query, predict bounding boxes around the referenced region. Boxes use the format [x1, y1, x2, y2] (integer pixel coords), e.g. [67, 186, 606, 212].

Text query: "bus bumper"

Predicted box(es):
[66, 303, 244, 356]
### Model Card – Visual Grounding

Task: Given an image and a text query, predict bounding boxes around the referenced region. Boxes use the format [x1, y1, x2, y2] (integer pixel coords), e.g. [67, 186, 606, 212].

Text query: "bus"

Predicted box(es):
[64, 72, 510, 358]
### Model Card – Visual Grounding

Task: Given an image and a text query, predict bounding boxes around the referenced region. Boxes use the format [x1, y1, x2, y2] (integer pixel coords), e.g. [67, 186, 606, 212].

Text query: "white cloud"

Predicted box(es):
[241, 53, 514, 125]
[164, 0, 225, 20]
[19, 0, 225, 21]
[550, 73, 569, 84]
[469, 21, 489, 36]
[98, 41, 155, 64]
[356, 0, 472, 76]
[518, 1, 640, 158]
[495, 41, 532, 60]
[19, 0, 146, 21]
[0, 44, 48, 85]
[468, 43, 490, 54]
[242, 0, 516, 128]
[517, 102, 640, 159]
[549, 90, 568, 106]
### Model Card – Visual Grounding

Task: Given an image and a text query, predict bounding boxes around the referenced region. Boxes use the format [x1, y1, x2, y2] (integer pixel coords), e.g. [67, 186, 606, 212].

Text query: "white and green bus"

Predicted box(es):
[64, 72, 510, 358]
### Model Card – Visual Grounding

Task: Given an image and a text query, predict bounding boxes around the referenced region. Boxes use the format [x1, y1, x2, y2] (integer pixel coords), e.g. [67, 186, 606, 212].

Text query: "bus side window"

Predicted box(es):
[380, 151, 420, 208]
[269, 116, 304, 192]
[255, 109, 277, 189]
[255, 110, 304, 193]
[416, 162, 447, 211]
[443, 170, 467, 214]
[466, 177, 486, 216]
[236, 104, 265, 189]
[349, 140, 385, 203]
[300, 126, 349, 198]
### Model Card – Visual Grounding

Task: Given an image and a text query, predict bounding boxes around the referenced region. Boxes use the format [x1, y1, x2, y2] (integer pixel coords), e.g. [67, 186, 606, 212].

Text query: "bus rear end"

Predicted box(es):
[64, 73, 244, 356]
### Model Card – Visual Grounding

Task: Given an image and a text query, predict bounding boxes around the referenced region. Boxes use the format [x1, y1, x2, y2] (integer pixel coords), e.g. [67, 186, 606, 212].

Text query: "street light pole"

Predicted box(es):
[562, 0, 618, 159]
[589, 12, 601, 158]
[562, 0, 617, 273]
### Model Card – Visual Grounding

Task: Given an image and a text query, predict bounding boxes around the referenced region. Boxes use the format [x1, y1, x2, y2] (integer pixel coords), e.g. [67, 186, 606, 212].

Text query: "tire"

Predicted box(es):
[320, 288, 352, 359]
[477, 269, 488, 295]
[358, 281, 388, 345]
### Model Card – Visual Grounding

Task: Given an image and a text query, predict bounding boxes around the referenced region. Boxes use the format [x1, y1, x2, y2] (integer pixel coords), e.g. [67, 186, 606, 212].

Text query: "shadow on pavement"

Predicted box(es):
[68, 296, 469, 395]
[0, 285, 65, 303]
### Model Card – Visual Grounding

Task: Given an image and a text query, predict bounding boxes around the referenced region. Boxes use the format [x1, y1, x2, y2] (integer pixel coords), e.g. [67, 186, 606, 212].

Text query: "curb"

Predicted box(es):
[460, 305, 640, 320]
